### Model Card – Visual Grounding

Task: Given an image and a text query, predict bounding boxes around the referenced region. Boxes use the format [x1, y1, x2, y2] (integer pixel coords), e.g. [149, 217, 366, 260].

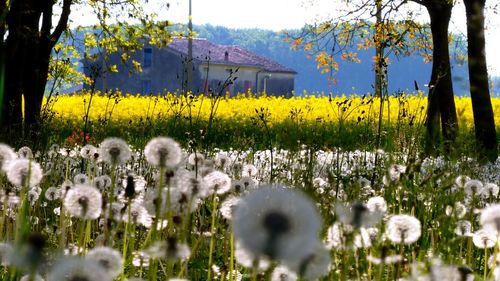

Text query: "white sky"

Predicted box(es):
[71, 0, 500, 76]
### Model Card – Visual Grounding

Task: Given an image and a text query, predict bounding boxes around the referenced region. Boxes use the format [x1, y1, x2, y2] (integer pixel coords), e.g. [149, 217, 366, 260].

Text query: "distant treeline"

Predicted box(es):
[60, 24, 500, 96]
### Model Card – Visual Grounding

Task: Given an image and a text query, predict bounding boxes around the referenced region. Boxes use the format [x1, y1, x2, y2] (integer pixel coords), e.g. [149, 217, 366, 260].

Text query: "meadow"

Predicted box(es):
[1, 92, 500, 280]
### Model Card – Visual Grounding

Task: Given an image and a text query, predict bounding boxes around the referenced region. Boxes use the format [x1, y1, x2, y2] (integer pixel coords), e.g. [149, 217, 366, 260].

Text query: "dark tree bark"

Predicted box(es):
[423, 0, 458, 155]
[464, 0, 498, 162]
[1, 0, 71, 135]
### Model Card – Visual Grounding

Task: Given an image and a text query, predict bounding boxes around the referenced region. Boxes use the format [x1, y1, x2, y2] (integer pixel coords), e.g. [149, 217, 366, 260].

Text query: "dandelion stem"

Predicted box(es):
[207, 193, 218, 280]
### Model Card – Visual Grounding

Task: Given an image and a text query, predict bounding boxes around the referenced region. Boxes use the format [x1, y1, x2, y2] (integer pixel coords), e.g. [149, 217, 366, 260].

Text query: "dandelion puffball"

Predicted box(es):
[232, 185, 321, 264]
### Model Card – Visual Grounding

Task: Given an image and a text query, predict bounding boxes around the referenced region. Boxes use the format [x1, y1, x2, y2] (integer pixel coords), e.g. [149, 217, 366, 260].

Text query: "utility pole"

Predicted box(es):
[187, 0, 193, 94]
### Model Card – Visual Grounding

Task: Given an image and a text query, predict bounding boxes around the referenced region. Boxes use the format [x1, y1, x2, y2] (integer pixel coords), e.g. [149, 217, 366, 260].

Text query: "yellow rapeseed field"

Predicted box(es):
[49, 92, 500, 127]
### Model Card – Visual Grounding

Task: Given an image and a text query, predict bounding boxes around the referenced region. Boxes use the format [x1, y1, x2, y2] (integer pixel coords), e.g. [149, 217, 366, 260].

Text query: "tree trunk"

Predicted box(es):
[1, 0, 71, 137]
[424, 1, 458, 155]
[464, 0, 498, 162]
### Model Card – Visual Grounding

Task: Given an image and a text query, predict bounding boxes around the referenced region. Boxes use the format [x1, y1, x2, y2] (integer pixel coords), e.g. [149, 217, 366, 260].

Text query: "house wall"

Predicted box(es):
[84, 47, 294, 97]
[198, 64, 294, 97]
[85, 48, 203, 94]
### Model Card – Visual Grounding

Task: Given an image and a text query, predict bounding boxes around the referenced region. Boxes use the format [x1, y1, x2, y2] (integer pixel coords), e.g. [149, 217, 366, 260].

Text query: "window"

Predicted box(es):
[142, 80, 152, 94]
[143, 48, 152, 68]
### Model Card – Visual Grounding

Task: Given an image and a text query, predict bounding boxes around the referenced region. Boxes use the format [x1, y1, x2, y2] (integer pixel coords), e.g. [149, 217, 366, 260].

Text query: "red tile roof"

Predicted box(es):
[167, 38, 296, 74]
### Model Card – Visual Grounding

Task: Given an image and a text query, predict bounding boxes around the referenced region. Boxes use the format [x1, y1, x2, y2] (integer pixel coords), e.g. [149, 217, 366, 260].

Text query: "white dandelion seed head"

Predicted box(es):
[367, 254, 403, 265]
[17, 146, 33, 159]
[99, 138, 132, 165]
[45, 187, 61, 201]
[144, 238, 191, 261]
[472, 228, 497, 248]
[203, 171, 231, 195]
[6, 158, 43, 187]
[336, 201, 382, 228]
[455, 175, 471, 188]
[388, 164, 406, 182]
[241, 164, 258, 177]
[73, 173, 89, 185]
[28, 189, 40, 205]
[325, 222, 352, 250]
[131, 251, 150, 267]
[235, 241, 270, 271]
[47, 256, 112, 281]
[239, 176, 258, 192]
[64, 184, 102, 220]
[175, 170, 210, 199]
[144, 137, 182, 168]
[455, 220, 473, 237]
[271, 265, 298, 281]
[385, 214, 421, 244]
[313, 177, 327, 188]
[187, 152, 205, 166]
[80, 144, 98, 159]
[220, 195, 241, 220]
[480, 204, 500, 232]
[366, 196, 388, 214]
[86, 246, 123, 279]
[233, 185, 322, 263]
[464, 179, 484, 197]
[481, 183, 499, 199]
[122, 203, 152, 228]
[214, 153, 231, 170]
[0, 143, 16, 172]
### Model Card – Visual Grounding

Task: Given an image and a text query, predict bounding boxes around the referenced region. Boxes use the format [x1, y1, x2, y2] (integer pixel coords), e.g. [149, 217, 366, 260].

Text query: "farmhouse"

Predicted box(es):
[83, 38, 296, 97]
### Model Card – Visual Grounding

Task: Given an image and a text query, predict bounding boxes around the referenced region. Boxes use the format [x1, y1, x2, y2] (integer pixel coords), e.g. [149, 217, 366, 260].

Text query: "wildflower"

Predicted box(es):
[480, 204, 500, 233]
[121, 203, 152, 228]
[95, 175, 112, 191]
[455, 220, 473, 237]
[64, 184, 102, 219]
[144, 137, 182, 168]
[367, 254, 403, 265]
[239, 176, 258, 191]
[45, 186, 61, 201]
[6, 158, 43, 187]
[131, 251, 150, 267]
[144, 237, 191, 261]
[99, 137, 132, 165]
[175, 170, 210, 199]
[455, 175, 471, 188]
[464, 179, 484, 197]
[80, 144, 98, 159]
[445, 202, 467, 218]
[481, 183, 499, 199]
[28, 189, 40, 205]
[385, 214, 421, 244]
[472, 229, 497, 248]
[47, 256, 112, 281]
[366, 196, 388, 213]
[86, 246, 123, 279]
[242, 164, 258, 177]
[203, 170, 231, 195]
[220, 195, 241, 220]
[271, 265, 298, 281]
[0, 143, 16, 172]
[214, 153, 231, 170]
[17, 146, 33, 159]
[73, 173, 89, 185]
[336, 201, 382, 228]
[187, 152, 204, 166]
[233, 185, 321, 263]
